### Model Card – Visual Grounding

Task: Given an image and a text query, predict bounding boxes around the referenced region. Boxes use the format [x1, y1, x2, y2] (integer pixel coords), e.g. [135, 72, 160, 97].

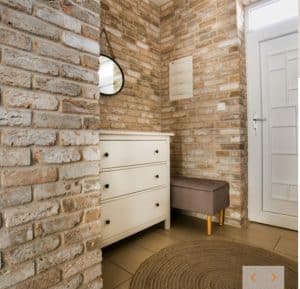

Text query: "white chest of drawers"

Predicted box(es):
[100, 130, 173, 248]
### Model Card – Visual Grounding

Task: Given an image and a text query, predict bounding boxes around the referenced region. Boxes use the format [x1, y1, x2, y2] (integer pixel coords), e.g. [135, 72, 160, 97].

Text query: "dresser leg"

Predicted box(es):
[164, 218, 170, 230]
[207, 215, 212, 235]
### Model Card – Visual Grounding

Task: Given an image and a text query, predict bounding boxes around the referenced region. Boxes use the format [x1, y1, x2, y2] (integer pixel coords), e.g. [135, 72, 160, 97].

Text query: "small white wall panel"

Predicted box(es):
[169, 56, 193, 101]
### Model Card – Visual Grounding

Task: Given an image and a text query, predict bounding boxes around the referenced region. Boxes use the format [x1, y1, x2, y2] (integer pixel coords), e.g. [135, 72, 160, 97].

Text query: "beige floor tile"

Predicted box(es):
[115, 279, 131, 289]
[160, 216, 233, 242]
[274, 237, 298, 261]
[214, 222, 280, 251]
[134, 230, 178, 252]
[106, 242, 154, 274]
[102, 260, 131, 289]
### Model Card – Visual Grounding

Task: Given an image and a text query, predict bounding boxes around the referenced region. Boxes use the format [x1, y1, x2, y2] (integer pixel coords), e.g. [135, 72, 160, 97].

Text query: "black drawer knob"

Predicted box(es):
[105, 220, 111, 225]
[155, 149, 159, 154]
[156, 203, 160, 207]
[155, 174, 160, 179]
[104, 152, 109, 157]
[104, 184, 110, 189]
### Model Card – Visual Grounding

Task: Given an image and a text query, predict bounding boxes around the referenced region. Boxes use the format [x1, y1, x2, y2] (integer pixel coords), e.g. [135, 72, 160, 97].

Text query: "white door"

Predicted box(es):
[247, 17, 298, 230]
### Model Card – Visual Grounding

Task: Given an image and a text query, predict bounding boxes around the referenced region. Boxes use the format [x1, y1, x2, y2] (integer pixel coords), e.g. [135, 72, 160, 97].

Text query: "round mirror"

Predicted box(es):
[99, 55, 125, 96]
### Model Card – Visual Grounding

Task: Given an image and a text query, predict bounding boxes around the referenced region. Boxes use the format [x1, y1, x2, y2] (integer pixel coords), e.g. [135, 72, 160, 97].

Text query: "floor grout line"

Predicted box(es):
[272, 236, 281, 250]
[112, 277, 132, 289]
[104, 258, 133, 276]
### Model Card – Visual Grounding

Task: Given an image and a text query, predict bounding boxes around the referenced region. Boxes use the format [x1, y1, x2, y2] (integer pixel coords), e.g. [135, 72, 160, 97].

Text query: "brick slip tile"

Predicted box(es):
[33, 75, 81, 96]
[6, 235, 60, 265]
[81, 24, 99, 42]
[3, 88, 59, 111]
[3, 48, 60, 76]
[86, 237, 101, 251]
[1, 128, 57, 146]
[61, 31, 100, 55]
[0, 0, 33, 13]
[61, 0, 100, 27]
[34, 5, 81, 33]
[84, 207, 101, 223]
[36, 243, 84, 273]
[62, 249, 102, 278]
[0, 27, 32, 51]
[0, 65, 31, 88]
[81, 54, 99, 70]
[83, 116, 101, 129]
[0, 225, 33, 249]
[83, 263, 102, 284]
[0, 186, 32, 208]
[36, 211, 82, 236]
[8, 268, 61, 289]
[48, 274, 83, 289]
[81, 86, 100, 100]
[59, 131, 99, 146]
[86, 278, 103, 289]
[0, 147, 31, 166]
[62, 98, 100, 115]
[33, 38, 80, 65]
[82, 146, 101, 161]
[33, 112, 82, 129]
[81, 177, 101, 193]
[2, 7, 61, 40]
[0, 108, 32, 127]
[62, 194, 100, 213]
[63, 221, 101, 245]
[0, 261, 35, 288]
[33, 180, 82, 201]
[61, 64, 99, 84]
[1, 166, 58, 188]
[33, 147, 81, 164]
[59, 162, 100, 180]
[73, 0, 100, 13]
[4, 200, 59, 227]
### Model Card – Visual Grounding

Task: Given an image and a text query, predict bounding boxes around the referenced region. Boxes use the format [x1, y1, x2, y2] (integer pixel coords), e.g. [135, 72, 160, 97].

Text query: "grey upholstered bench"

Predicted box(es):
[171, 177, 229, 235]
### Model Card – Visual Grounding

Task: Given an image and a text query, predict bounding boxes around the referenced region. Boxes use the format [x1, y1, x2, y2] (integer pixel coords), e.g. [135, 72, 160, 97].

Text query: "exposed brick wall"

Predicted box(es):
[100, 0, 162, 131]
[0, 0, 102, 288]
[160, 0, 247, 227]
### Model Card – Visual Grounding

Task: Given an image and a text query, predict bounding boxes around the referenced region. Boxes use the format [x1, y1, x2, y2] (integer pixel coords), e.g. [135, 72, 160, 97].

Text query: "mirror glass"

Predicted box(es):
[99, 55, 124, 96]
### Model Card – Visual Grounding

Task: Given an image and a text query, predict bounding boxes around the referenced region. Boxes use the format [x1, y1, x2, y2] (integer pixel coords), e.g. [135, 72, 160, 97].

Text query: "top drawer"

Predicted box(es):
[101, 140, 168, 169]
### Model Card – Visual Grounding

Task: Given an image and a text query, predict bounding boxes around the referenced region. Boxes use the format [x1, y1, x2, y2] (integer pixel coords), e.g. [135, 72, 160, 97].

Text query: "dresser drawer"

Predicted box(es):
[101, 187, 168, 241]
[101, 164, 168, 200]
[101, 140, 168, 168]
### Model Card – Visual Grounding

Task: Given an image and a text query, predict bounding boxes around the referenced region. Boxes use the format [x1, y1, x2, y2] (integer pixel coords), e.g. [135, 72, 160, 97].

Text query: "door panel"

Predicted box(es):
[260, 32, 298, 218]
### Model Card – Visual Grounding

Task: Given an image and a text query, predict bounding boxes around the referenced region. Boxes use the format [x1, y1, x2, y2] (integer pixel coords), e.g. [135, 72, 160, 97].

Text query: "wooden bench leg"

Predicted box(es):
[219, 209, 225, 226]
[207, 215, 212, 236]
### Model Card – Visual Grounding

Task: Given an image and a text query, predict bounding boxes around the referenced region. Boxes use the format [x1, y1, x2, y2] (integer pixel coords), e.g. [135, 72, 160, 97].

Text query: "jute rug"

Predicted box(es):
[130, 240, 297, 289]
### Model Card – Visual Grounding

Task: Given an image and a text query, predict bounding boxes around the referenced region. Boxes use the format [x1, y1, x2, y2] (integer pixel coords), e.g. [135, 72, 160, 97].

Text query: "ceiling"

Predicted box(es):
[150, 0, 171, 6]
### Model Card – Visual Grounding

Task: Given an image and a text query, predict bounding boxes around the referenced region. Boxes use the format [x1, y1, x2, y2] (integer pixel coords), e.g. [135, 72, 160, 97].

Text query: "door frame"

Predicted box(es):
[246, 3, 298, 230]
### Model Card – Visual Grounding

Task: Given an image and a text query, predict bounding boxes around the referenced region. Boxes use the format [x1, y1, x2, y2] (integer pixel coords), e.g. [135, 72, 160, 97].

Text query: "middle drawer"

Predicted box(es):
[101, 164, 168, 201]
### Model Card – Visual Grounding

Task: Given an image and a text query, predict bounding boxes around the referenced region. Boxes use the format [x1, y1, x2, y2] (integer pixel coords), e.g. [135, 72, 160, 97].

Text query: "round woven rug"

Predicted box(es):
[130, 240, 297, 289]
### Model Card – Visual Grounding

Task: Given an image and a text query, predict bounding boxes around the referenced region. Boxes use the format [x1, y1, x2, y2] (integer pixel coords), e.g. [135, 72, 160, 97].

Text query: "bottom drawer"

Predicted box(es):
[101, 187, 169, 243]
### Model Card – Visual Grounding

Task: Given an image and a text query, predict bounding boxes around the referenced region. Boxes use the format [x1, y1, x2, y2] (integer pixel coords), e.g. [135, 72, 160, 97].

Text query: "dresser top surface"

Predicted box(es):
[99, 129, 174, 137]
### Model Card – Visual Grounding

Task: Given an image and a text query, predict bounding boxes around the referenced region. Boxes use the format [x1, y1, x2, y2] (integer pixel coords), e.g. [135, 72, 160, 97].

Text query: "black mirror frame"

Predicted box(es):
[100, 54, 125, 97]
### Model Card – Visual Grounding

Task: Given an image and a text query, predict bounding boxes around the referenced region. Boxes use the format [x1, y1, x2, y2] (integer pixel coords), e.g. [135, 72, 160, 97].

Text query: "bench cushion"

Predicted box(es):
[171, 176, 229, 215]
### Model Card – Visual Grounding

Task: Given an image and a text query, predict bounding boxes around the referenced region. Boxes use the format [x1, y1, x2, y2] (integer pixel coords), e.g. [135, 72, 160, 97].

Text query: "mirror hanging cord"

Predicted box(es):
[101, 27, 115, 59]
